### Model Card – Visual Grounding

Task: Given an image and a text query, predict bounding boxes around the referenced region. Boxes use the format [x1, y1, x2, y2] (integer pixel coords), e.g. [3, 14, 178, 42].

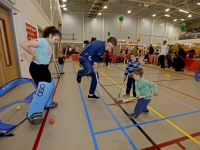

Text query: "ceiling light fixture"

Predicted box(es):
[179, 9, 189, 13]
[62, 0, 67, 2]
[180, 19, 185, 21]
[98, 13, 102, 15]
[60, 4, 66, 7]
[152, 14, 156, 17]
[165, 14, 170, 17]
[173, 19, 177, 21]
[188, 14, 192, 17]
[103, 6, 107, 9]
[197, 2, 200, 5]
[63, 8, 67, 10]
[165, 8, 170, 11]
[128, 10, 131, 13]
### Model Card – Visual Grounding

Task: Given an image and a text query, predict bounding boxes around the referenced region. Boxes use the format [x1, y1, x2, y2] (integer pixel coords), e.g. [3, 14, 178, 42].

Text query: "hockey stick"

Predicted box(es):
[118, 78, 126, 98]
[114, 94, 153, 103]
[96, 73, 102, 96]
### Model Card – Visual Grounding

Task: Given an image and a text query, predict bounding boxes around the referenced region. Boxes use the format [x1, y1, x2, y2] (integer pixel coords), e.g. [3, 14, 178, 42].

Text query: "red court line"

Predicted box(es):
[176, 142, 186, 149]
[108, 70, 119, 71]
[156, 83, 200, 101]
[107, 101, 132, 106]
[141, 131, 200, 150]
[32, 77, 61, 150]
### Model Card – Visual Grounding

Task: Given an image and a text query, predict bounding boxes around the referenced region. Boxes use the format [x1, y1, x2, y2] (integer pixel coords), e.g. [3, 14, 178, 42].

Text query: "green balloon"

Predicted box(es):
[180, 23, 186, 30]
[119, 16, 124, 21]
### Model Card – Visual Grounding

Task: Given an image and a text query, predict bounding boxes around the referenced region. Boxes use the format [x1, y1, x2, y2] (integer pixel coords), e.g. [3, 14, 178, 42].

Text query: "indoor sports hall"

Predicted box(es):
[1, 0, 200, 150]
[1, 60, 200, 150]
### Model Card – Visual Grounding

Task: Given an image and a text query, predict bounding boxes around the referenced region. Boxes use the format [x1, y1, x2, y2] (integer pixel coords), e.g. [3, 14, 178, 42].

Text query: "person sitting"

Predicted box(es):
[177, 44, 186, 59]
[188, 49, 195, 59]
[171, 53, 186, 72]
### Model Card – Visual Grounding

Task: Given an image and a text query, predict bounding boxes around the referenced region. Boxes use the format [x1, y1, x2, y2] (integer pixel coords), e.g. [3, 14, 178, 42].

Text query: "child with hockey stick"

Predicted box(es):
[128, 68, 158, 119]
[123, 51, 141, 98]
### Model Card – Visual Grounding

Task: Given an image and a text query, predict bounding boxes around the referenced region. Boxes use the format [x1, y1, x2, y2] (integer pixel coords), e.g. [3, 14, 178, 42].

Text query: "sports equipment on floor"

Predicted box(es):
[114, 95, 153, 103]
[0, 78, 37, 137]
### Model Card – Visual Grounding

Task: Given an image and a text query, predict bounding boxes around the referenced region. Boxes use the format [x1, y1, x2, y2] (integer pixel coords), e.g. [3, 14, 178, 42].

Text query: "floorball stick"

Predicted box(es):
[96, 73, 102, 96]
[114, 95, 153, 103]
[118, 78, 126, 98]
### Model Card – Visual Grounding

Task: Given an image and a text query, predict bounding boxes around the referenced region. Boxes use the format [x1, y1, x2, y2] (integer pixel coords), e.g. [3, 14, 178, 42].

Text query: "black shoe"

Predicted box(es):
[142, 110, 149, 113]
[77, 71, 82, 83]
[28, 113, 43, 124]
[88, 94, 100, 100]
[44, 101, 58, 109]
[127, 113, 138, 119]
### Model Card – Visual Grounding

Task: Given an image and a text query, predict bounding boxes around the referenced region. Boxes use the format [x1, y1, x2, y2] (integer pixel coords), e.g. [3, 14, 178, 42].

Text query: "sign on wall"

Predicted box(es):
[26, 23, 38, 40]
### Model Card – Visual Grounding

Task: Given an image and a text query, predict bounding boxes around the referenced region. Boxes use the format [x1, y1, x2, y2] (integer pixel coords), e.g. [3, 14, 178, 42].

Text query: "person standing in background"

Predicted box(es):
[148, 44, 154, 64]
[159, 40, 169, 69]
[75, 45, 79, 54]
[154, 46, 160, 65]
[58, 52, 65, 74]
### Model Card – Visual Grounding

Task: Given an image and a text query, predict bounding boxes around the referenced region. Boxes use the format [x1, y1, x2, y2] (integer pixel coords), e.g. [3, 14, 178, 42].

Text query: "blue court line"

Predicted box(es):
[95, 110, 200, 135]
[73, 65, 99, 150]
[158, 92, 198, 111]
[86, 77, 138, 150]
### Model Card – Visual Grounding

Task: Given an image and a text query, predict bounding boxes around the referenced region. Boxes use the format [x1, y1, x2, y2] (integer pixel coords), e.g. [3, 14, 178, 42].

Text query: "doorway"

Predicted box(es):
[0, 6, 18, 87]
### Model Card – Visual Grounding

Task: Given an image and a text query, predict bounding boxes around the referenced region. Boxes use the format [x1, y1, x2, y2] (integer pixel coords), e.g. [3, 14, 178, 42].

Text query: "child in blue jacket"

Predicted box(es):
[123, 51, 141, 97]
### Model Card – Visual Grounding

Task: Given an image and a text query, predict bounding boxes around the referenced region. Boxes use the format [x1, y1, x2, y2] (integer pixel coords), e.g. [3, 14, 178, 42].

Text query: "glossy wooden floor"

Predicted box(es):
[1, 57, 200, 150]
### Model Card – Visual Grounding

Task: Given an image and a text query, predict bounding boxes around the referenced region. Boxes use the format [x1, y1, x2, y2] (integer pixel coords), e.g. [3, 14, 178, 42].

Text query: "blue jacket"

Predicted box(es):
[79, 40, 106, 65]
[124, 60, 141, 77]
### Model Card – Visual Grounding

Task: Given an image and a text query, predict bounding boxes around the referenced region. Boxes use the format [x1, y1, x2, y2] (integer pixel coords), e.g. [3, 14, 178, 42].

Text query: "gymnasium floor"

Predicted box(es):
[1, 58, 200, 150]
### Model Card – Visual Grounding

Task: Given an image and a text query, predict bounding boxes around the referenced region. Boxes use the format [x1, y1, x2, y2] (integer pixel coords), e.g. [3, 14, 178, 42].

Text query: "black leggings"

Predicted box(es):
[29, 61, 51, 86]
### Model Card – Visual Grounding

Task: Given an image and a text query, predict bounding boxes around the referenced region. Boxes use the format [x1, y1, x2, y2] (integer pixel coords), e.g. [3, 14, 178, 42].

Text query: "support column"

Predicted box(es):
[150, 19, 154, 44]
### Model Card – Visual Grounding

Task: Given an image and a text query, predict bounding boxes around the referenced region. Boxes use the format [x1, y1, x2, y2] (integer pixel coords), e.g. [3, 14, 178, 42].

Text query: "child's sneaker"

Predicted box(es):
[127, 113, 138, 119]
[88, 94, 100, 100]
[122, 94, 130, 97]
[142, 110, 149, 113]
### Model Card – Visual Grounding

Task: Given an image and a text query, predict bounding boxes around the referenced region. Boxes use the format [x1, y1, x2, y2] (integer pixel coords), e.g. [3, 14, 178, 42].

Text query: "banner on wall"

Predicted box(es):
[26, 22, 38, 40]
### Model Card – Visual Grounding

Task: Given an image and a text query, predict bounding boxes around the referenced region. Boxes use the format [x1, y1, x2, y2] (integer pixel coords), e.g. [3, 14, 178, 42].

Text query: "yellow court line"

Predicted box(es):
[98, 70, 200, 146]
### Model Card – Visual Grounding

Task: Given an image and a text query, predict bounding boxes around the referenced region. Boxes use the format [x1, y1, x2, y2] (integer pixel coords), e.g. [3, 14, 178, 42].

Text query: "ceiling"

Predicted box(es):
[59, 0, 200, 24]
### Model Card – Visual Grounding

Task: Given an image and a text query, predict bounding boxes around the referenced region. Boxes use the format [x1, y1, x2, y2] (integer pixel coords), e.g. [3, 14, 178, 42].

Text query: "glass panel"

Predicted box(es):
[0, 19, 12, 66]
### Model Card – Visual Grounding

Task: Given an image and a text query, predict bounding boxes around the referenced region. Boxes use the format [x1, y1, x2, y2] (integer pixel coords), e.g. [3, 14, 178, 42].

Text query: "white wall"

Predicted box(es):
[62, 12, 179, 46]
[84, 14, 103, 40]
[12, 0, 51, 29]
[168, 27, 181, 42]
[188, 21, 200, 28]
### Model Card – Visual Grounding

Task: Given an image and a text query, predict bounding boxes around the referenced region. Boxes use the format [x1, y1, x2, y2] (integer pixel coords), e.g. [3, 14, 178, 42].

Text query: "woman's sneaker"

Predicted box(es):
[88, 94, 100, 100]
[127, 113, 138, 119]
